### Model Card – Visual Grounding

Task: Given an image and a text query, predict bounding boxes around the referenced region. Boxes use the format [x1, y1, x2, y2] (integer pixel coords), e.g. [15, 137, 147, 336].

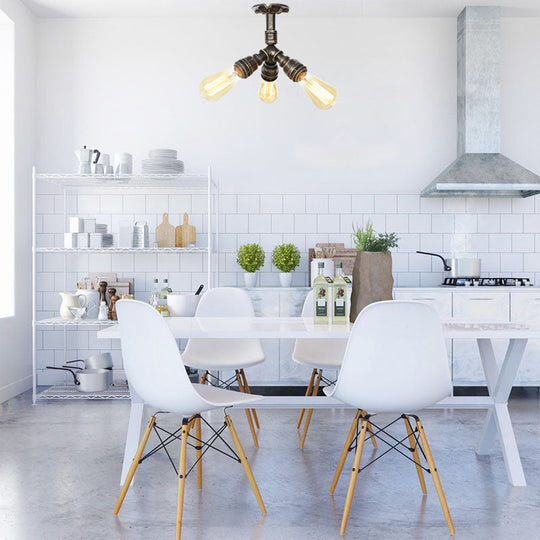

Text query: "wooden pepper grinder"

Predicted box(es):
[99, 281, 108, 306]
[107, 287, 119, 320]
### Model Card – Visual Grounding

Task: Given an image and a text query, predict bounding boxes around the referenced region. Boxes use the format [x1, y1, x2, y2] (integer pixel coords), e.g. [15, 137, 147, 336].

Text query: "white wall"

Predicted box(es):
[0, 0, 34, 403]
[35, 17, 459, 193]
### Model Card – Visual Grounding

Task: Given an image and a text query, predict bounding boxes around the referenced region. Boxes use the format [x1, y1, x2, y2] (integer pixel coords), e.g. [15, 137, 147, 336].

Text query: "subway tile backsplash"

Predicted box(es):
[35, 191, 540, 384]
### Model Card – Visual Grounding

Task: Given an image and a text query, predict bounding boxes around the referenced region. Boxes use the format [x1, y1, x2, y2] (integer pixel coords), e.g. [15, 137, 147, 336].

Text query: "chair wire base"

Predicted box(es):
[139, 413, 241, 478]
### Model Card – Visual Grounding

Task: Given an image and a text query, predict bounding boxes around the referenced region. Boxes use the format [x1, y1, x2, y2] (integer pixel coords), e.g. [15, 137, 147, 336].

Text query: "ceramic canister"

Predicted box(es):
[76, 288, 101, 318]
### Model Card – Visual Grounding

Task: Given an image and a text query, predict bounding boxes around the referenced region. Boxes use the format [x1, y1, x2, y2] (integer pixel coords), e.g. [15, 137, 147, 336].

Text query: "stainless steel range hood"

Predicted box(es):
[421, 6, 540, 198]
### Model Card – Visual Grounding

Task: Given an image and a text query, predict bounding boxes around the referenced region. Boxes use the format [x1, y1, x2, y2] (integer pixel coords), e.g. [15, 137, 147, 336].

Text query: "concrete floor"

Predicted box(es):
[1, 390, 540, 540]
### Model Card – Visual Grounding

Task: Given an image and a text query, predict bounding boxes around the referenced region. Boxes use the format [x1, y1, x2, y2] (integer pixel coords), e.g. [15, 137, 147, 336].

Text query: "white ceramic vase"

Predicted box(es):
[279, 272, 293, 287]
[244, 272, 258, 287]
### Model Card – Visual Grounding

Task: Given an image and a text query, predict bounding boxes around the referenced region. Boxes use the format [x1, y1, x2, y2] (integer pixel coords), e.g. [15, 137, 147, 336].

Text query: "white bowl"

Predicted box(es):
[167, 293, 200, 317]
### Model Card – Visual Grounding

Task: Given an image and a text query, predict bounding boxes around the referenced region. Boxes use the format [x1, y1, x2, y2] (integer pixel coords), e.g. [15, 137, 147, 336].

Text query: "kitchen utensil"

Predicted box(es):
[132, 221, 149, 248]
[66, 352, 113, 370]
[195, 284, 204, 295]
[75, 146, 96, 174]
[167, 293, 200, 317]
[59, 292, 88, 320]
[416, 251, 481, 278]
[155, 212, 175, 247]
[175, 213, 196, 247]
[46, 366, 112, 392]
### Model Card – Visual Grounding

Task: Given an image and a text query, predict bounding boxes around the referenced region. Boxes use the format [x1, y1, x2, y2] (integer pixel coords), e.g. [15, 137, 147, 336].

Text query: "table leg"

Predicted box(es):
[120, 389, 145, 486]
[476, 338, 527, 486]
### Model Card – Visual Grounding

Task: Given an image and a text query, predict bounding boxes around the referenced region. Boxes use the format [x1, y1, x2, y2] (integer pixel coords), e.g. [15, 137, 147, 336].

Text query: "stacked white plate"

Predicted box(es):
[142, 148, 184, 174]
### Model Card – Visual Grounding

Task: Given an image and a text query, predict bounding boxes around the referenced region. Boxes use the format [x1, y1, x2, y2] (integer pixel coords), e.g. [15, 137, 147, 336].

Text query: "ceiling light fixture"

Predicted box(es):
[200, 3, 337, 109]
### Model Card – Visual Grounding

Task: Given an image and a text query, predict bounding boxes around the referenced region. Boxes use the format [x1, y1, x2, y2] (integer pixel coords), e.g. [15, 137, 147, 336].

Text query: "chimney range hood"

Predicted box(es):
[421, 6, 540, 198]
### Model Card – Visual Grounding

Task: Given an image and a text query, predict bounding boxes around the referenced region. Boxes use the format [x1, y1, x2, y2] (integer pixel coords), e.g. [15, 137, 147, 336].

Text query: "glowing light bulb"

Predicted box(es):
[299, 73, 337, 110]
[200, 69, 239, 101]
[258, 81, 278, 103]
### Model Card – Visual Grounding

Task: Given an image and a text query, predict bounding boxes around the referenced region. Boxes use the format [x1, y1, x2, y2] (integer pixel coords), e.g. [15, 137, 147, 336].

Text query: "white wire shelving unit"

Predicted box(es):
[32, 168, 219, 402]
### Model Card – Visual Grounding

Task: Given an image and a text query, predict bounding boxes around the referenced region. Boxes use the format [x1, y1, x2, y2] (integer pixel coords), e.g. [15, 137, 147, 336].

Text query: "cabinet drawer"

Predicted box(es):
[452, 292, 509, 321]
[393, 291, 452, 319]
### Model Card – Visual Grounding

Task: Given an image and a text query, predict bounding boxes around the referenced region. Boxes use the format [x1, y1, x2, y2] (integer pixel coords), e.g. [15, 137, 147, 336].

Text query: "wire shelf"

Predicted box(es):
[36, 384, 130, 400]
[35, 173, 215, 191]
[35, 317, 118, 327]
[35, 247, 209, 254]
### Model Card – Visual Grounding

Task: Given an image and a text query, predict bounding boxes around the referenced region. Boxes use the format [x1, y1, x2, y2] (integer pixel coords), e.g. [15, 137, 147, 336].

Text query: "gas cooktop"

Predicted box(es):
[441, 277, 533, 287]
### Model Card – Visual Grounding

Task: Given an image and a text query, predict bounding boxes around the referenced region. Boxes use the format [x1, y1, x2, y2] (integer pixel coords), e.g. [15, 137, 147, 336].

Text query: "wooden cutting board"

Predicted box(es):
[155, 213, 175, 248]
[175, 213, 196, 247]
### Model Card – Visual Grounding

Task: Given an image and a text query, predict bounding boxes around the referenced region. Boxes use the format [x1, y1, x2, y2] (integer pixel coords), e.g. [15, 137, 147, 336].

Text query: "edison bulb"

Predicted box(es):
[200, 69, 239, 101]
[299, 73, 337, 110]
[258, 81, 278, 103]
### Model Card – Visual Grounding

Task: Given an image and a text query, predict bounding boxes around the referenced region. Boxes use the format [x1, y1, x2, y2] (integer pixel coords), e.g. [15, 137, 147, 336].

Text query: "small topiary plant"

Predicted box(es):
[272, 243, 301, 273]
[237, 243, 265, 272]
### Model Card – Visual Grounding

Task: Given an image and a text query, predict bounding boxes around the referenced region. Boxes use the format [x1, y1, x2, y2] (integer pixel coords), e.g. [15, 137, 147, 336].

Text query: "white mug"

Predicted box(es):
[114, 152, 132, 175]
[94, 163, 104, 174]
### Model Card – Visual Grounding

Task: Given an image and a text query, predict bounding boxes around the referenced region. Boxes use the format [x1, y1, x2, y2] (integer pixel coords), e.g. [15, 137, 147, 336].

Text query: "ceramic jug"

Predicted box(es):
[76, 288, 100, 318]
[59, 292, 88, 320]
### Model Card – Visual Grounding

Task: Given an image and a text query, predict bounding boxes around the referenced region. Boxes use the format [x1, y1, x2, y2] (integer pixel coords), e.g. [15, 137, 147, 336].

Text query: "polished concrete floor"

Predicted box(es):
[1, 389, 540, 540]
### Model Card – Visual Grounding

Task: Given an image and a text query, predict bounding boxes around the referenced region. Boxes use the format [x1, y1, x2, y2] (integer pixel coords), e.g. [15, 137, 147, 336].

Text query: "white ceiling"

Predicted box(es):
[18, 0, 540, 19]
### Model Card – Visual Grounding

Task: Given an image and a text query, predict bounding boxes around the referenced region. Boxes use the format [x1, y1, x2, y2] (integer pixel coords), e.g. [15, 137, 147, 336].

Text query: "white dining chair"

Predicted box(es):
[113, 300, 266, 540]
[294, 290, 377, 449]
[182, 287, 265, 447]
[327, 300, 455, 535]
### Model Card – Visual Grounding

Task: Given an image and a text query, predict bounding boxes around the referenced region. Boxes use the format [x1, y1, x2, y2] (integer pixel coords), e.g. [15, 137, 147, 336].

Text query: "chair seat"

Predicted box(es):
[292, 339, 346, 369]
[182, 338, 265, 370]
[193, 383, 264, 408]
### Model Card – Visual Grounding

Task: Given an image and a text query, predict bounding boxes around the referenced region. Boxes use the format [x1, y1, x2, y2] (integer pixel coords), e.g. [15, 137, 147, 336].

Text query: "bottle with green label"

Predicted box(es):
[313, 262, 331, 324]
[333, 262, 348, 323]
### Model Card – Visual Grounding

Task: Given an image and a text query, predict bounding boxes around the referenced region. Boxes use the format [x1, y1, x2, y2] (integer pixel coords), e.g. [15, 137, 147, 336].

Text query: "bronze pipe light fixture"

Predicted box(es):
[200, 3, 337, 109]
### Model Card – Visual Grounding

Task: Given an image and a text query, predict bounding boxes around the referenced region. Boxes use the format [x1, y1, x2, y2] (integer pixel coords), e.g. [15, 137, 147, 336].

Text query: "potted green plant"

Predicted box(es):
[350, 220, 399, 322]
[237, 243, 265, 287]
[272, 243, 301, 287]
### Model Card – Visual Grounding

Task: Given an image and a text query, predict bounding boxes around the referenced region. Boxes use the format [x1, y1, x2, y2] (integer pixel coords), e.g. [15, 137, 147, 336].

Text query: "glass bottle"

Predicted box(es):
[313, 262, 330, 324]
[333, 262, 348, 324]
[149, 278, 160, 309]
[159, 278, 172, 300]
[156, 278, 172, 317]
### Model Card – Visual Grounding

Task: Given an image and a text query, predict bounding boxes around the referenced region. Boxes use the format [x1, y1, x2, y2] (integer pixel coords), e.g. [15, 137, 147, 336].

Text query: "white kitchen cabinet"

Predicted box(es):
[511, 292, 540, 385]
[452, 291, 510, 385]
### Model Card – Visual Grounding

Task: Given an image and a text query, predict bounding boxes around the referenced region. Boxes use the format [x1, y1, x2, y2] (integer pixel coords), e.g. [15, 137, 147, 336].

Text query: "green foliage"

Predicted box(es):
[272, 243, 301, 273]
[237, 243, 265, 272]
[352, 220, 399, 252]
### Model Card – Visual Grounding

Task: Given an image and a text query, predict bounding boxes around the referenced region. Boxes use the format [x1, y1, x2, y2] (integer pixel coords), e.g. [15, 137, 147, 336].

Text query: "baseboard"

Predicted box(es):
[0, 375, 32, 404]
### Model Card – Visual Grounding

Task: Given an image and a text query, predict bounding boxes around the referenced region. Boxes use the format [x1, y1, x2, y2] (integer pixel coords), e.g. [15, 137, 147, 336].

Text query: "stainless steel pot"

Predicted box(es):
[65, 352, 113, 370]
[416, 251, 481, 278]
[47, 366, 112, 392]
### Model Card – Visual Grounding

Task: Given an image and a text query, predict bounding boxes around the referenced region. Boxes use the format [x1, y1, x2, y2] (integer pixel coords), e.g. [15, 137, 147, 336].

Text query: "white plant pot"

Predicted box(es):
[279, 272, 293, 287]
[244, 272, 258, 287]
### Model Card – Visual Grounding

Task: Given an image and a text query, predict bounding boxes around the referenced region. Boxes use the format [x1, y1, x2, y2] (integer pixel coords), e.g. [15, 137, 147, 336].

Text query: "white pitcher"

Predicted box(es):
[59, 292, 88, 320]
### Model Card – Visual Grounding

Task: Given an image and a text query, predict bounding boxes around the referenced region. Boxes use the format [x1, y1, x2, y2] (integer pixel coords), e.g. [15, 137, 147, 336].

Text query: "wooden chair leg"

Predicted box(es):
[297, 368, 317, 429]
[299, 369, 322, 448]
[114, 415, 156, 515]
[200, 371, 208, 385]
[366, 415, 378, 449]
[225, 414, 267, 515]
[175, 418, 191, 540]
[415, 418, 455, 535]
[240, 369, 260, 429]
[330, 410, 361, 495]
[236, 370, 259, 448]
[340, 418, 369, 535]
[403, 415, 427, 495]
[195, 415, 203, 490]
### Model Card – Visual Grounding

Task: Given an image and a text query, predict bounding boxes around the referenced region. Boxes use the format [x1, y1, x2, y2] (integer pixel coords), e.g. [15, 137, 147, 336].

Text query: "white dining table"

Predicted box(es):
[98, 317, 539, 487]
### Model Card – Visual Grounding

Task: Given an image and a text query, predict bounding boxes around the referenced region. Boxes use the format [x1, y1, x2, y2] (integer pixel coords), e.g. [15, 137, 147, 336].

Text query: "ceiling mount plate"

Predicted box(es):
[252, 4, 289, 15]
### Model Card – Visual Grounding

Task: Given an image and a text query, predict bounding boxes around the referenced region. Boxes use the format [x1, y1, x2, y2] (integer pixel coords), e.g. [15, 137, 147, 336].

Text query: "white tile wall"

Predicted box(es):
[35, 191, 540, 385]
